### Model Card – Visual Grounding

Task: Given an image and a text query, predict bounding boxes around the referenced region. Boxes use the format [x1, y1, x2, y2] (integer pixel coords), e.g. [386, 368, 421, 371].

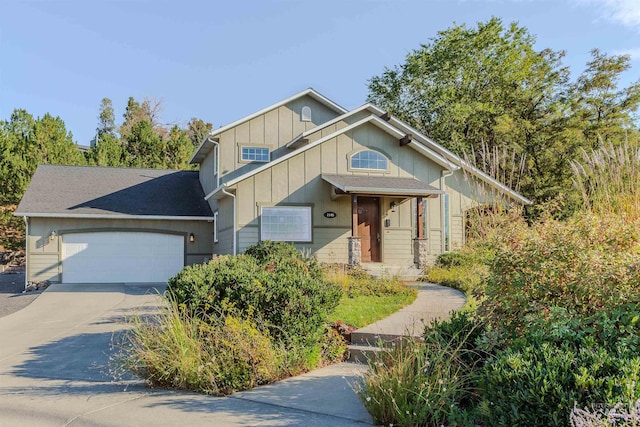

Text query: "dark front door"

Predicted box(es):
[357, 197, 381, 262]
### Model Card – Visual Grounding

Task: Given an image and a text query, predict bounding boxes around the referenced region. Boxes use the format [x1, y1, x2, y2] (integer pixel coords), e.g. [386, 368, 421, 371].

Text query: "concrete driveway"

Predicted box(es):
[0, 283, 371, 426]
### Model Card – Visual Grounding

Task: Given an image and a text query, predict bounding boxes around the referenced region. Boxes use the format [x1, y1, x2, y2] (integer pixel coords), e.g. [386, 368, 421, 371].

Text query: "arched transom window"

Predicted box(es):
[350, 150, 389, 171]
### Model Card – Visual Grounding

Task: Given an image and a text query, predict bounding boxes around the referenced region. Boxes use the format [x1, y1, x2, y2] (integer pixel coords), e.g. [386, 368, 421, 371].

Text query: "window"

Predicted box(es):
[350, 150, 388, 171]
[443, 194, 450, 251]
[260, 206, 312, 242]
[301, 106, 312, 122]
[241, 146, 269, 162]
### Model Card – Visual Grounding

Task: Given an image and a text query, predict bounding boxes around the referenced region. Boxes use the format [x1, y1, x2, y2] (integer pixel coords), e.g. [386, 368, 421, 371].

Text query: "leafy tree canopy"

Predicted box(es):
[368, 17, 640, 211]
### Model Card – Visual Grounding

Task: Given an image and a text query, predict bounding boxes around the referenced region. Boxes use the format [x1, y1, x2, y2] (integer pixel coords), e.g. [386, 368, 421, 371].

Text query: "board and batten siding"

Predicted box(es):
[27, 217, 214, 283]
[228, 122, 446, 264]
[214, 95, 340, 186]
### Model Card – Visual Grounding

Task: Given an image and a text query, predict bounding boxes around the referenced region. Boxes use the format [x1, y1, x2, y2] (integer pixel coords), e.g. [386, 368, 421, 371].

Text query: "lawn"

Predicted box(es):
[329, 293, 417, 328]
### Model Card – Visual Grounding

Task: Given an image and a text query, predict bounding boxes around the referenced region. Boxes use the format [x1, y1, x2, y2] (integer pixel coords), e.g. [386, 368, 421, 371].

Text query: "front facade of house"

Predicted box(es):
[16, 88, 530, 285]
[192, 89, 530, 268]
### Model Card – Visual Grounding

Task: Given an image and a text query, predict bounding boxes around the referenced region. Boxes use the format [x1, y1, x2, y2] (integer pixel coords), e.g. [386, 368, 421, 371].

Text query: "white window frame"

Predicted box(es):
[260, 206, 312, 243]
[241, 146, 270, 163]
[213, 211, 218, 243]
[349, 149, 389, 171]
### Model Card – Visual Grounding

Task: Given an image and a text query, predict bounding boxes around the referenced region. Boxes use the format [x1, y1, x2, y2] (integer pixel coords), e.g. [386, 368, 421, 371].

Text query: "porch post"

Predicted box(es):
[413, 196, 429, 269]
[348, 194, 361, 265]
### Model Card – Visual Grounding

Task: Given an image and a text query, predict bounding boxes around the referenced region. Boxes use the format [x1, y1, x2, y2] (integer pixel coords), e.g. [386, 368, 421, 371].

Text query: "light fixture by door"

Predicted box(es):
[189, 233, 195, 243]
[390, 201, 397, 212]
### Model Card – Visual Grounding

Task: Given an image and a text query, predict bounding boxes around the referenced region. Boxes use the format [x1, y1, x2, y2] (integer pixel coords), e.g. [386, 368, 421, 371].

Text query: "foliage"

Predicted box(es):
[357, 312, 487, 427]
[322, 264, 417, 298]
[368, 17, 640, 211]
[120, 297, 285, 395]
[186, 117, 212, 147]
[167, 243, 341, 350]
[0, 205, 24, 251]
[0, 109, 86, 204]
[480, 343, 640, 426]
[243, 240, 306, 266]
[479, 212, 640, 340]
[572, 139, 640, 218]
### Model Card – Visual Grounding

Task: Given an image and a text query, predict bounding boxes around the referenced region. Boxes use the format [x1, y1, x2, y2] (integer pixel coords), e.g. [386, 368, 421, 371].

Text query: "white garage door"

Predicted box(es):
[61, 232, 185, 283]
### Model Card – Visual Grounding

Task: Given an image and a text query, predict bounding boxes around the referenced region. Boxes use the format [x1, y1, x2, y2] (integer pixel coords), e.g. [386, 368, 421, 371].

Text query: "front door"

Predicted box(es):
[357, 197, 381, 262]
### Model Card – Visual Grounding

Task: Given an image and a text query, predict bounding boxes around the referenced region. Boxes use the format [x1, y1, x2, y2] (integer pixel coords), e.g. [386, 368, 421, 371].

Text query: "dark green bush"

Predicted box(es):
[167, 243, 341, 350]
[480, 343, 640, 426]
[244, 240, 306, 265]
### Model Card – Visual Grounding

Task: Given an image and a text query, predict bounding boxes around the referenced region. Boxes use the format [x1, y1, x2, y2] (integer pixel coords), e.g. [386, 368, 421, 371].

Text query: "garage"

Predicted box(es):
[61, 231, 185, 283]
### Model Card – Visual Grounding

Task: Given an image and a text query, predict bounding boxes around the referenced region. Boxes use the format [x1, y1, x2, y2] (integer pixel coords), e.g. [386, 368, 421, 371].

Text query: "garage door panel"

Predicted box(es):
[62, 232, 184, 283]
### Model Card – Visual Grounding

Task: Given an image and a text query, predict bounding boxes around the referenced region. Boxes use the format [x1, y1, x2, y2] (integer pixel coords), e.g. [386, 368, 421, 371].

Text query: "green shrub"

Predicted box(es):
[168, 252, 341, 349]
[480, 343, 640, 426]
[479, 213, 640, 339]
[425, 264, 488, 296]
[119, 298, 284, 395]
[243, 240, 306, 265]
[436, 251, 469, 268]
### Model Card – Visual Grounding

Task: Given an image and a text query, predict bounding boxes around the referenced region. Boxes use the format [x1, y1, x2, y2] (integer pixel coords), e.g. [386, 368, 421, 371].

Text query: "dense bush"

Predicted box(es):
[168, 242, 341, 349]
[322, 264, 416, 298]
[479, 214, 640, 340]
[480, 343, 640, 426]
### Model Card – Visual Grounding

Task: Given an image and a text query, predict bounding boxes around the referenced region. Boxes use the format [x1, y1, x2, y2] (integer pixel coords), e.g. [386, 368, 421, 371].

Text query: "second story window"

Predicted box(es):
[241, 146, 269, 163]
[350, 149, 388, 171]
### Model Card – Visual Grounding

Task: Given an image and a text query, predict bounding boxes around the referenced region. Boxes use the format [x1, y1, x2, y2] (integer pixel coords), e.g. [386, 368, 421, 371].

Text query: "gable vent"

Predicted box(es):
[301, 106, 312, 122]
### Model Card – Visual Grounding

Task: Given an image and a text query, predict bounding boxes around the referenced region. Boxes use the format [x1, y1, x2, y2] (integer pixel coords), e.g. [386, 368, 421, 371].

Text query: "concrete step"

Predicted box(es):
[347, 344, 381, 363]
[359, 263, 423, 281]
[350, 330, 404, 346]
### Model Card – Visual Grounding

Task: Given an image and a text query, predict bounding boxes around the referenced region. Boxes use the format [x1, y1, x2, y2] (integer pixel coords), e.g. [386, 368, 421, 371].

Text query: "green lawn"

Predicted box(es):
[329, 293, 417, 328]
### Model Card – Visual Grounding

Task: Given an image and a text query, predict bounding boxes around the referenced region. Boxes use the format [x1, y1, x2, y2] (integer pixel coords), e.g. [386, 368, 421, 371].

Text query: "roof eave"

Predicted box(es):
[15, 213, 215, 221]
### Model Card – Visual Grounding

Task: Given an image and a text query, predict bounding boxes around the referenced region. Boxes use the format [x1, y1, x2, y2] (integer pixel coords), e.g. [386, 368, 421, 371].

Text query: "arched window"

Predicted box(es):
[350, 150, 388, 170]
[301, 106, 312, 122]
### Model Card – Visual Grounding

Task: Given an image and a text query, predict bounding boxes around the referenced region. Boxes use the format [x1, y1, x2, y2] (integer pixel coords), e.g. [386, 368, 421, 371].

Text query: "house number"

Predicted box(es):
[324, 211, 337, 218]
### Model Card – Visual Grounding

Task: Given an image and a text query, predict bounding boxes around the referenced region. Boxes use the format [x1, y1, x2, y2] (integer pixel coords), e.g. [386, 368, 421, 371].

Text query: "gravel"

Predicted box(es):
[0, 271, 42, 318]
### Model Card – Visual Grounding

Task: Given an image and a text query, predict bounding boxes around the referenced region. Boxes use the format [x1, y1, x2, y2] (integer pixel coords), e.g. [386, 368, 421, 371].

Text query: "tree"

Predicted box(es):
[570, 49, 640, 147]
[0, 110, 85, 203]
[165, 126, 196, 169]
[367, 18, 639, 211]
[97, 97, 116, 138]
[186, 117, 212, 147]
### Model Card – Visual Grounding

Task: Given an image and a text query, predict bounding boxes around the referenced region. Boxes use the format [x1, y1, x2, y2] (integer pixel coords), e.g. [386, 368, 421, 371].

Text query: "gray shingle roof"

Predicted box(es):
[322, 174, 444, 197]
[15, 165, 213, 219]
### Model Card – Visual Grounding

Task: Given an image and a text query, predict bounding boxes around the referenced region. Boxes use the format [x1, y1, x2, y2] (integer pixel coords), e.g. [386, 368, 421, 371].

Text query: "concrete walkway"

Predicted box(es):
[0, 281, 465, 426]
[355, 282, 467, 337]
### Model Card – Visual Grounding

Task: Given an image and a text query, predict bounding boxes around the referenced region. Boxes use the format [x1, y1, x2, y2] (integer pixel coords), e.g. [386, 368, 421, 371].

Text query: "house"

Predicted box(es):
[15, 88, 530, 284]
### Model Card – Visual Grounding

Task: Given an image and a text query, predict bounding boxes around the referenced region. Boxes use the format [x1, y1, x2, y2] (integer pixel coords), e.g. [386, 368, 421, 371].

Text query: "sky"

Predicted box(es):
[1, 0, 639, 146]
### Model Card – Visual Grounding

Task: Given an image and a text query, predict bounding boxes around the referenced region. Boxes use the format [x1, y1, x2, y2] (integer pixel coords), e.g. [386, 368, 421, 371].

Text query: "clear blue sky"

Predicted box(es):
[2, 0, 639, 146]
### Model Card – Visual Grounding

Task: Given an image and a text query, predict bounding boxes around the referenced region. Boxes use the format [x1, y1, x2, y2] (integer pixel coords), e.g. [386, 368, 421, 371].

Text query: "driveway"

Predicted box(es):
[0, 283, 371, 426]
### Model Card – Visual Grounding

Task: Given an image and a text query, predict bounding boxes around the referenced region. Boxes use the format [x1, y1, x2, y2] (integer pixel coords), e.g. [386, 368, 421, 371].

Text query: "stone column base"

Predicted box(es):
[413, 238, 429, 269]
[348, 237, 361, 265]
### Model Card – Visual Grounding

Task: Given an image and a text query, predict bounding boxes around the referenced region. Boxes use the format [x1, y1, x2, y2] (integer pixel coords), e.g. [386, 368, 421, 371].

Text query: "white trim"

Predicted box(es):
[286, 103, 381, 148]
[221, 187, 237, 255]
[19, 213, 215, 221]
[23, 216, 28, 290]
[213, 211, 219, 243]
[321, 175, 444, 197]
[190, 88, 347, 164]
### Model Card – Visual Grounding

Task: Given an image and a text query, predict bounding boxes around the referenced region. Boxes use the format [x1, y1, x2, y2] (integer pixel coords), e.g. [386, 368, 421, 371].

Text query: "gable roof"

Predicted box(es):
[15, 165, 214, 220]
[204, 114, 455, 200]
[189, 88, 348, 164]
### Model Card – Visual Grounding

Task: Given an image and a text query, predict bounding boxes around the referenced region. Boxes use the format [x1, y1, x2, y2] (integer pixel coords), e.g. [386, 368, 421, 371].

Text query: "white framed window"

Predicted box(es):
[260, 206, 312, 242]
[301, 106, 312, 122]
[241, 146, 269, 162]
[350, 150, 388, 171]
[213, 145, 219, 175]
[213, 211, 218, 243]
